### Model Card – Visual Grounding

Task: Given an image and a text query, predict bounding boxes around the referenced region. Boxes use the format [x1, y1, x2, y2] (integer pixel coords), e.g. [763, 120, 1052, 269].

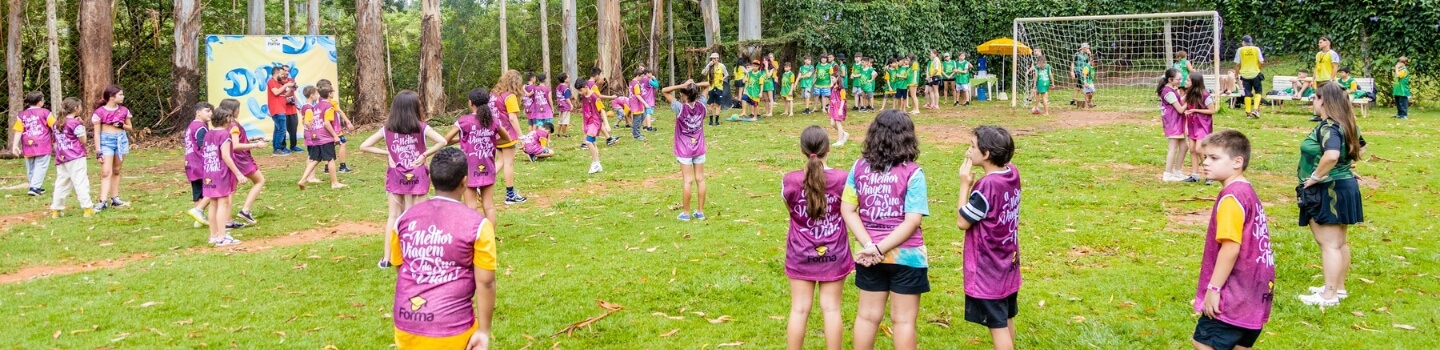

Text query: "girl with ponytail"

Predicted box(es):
[781, 126, 852, 350]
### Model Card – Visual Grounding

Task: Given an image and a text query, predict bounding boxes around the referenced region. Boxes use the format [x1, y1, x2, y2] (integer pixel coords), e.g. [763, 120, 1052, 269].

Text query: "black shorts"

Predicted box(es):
[964, 292, 1019, 328]
[707, 89, 726, 106]
[894, 88, 910, 99]
[1296, 178, 1364, 226]
[308, 143, 337, 162]
[1241, 73, 1265, 96]
[927, 76, 945, 86]
[1193, 315, 1262, 350]
[191, 179, 203, 202]
[854, 263, 929, 294]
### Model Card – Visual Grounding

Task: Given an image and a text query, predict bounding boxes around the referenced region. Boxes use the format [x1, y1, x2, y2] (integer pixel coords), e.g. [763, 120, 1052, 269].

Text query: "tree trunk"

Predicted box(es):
[540, 0, 551, 99]
[418, 0, 443, 116]
[78, 0, 114, 112]
[596, 0, 622, 93]
[247, 0, 265, 35]
[737, 0, 760, 60]
[307, 0, 319, 35]
[700, 0, 718, 47]
[666, 0, 674, 84]
[170, 0, 201, 132]
[46, 0, 61, 109]
[353, 0, 387, 123]
[498, 0, 508, 72]
[7, 0, 22, 129]
[562, 0, 577, 83]
[648, 0, 662, 72]
[284, 0, 291, 34]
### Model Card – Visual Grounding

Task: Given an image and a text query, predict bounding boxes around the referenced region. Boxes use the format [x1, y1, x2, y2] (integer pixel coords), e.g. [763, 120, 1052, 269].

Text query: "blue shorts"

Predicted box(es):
[644, 107, 654, 115]
[741, 94, 759, 106]
[529, 118, 555, 127]
[677, 154, 707, 165]
[813, 88, 832, 97]
[99, 131, 130, 159]
[585, 135, 597, 143]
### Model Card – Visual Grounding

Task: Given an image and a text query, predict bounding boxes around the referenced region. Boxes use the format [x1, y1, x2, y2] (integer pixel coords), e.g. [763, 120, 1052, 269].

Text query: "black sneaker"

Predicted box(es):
[109, 197, 130, 207]
[339, 164, 354, 173]
[606, 137, 619, 146]
[580, 143, 589, 150]
[27, 188, 39, 196]
[94, 201, 108, 212]
[527, 154, 538, 162]
[237, 210, 257, 224]
[225, 221, 246, 229]
[504, 192, 528, 205]
[1181, 175, 1199, 183]
[36, 187, 45, 195]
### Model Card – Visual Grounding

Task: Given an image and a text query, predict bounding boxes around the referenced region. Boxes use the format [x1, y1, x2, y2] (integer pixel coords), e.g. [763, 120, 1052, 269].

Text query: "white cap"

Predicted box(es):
[709, 53, 720, 59]
[1080, 43, 1090, 49]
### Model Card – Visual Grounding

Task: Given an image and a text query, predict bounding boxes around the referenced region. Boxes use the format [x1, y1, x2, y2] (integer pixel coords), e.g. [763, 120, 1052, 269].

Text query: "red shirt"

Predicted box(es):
[267, 78, 290, 116]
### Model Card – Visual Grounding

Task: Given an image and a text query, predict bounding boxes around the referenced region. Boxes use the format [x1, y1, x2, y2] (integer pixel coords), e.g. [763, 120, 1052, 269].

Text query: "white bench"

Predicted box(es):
[1351, 77, 1375, 117]
[1262, 75, 1314, 114]
[1203, 74, 1244, 106]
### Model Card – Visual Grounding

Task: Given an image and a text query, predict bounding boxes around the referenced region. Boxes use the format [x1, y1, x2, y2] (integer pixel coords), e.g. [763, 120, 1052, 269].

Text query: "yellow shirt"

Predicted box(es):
[1236, 46, 1263, 79]
[709, 63, 727, 86]
[1313, 50, 1337, 82]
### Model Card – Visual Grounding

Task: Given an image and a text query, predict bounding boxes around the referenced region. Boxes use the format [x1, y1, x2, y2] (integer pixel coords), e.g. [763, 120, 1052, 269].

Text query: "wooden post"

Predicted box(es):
[541, 0, 552, 102]
[649, 0, 662, 72]
[284, 0, 291, 34]
[499, 0, 508, 72]
[78, 0, 114, 113]
[700, 0, 718, 47]
[597, 0, 623, 93]
[667, 0, 674, 84]
[6, 0, 23, 126]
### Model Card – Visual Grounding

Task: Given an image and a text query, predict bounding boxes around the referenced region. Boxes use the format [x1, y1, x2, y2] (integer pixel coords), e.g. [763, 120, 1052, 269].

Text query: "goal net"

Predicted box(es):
[1011, 11, 1221, 110]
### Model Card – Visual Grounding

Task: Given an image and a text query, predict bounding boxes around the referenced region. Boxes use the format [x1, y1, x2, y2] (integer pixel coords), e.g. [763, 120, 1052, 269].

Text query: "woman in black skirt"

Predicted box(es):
[1296, 83, 1366, 307]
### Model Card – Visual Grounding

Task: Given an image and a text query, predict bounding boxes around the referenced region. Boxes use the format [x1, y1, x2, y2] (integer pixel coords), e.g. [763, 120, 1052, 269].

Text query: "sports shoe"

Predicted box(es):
[83, 209, 94, 218]
[94, 202, 108, 212]
[339, 164, 356, 173]
[1306, 286, 1349, 299]
[109, 197, 130, 207]
[27, 188, 39, 196]
[633, 135, 647, 141]
[237, 210, 257, 224]
[528, 154, 538, 162]
[36, 188, 46, 195]
[377, 259, 392, 268]
[677, 212, 692, 221]
[1181, 175, 1200, 183]
[186, 207, 208, 226]
[580, 143, 589, 150]
[51, 210, 61, 218]
[274, 149, 291, 156]
[212, 237, 242, 247]
[1162, 173, 1182, 182]
[692, 212, 706, 220]
[504, 192, 528, 205]
[1298, 293, 1340, 307]
[606, 137, 619, 146]
[290, 146, 305, 153]
[588, 162, 604, 174]
[225, 221, 246, 229]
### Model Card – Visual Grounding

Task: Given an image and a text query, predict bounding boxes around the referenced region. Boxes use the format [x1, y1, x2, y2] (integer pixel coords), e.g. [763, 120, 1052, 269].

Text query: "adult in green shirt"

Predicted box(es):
[815, 56, 834, 97]
[1296, 83, 1366, 307]
[1393, 56, 1410, 119]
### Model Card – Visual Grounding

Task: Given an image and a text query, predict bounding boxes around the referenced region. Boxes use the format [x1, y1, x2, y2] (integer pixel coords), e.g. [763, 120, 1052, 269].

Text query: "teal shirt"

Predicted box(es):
[1035, 64, 1052, 85]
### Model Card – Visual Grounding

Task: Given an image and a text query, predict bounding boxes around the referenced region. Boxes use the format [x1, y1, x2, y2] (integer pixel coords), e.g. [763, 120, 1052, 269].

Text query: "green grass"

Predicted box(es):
[1, 96, 1437, 349]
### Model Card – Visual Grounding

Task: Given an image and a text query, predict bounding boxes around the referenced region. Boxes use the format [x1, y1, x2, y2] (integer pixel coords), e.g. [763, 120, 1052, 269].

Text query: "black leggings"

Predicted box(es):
[285, 111, 300, 149]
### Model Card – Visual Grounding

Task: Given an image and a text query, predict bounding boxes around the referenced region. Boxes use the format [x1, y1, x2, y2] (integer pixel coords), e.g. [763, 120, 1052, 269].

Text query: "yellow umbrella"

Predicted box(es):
[976, 38, 1032, 56]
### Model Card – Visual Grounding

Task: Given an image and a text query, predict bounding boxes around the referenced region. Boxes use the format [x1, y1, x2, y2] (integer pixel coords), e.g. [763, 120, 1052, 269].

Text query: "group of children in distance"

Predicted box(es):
[1026, 43, 1099, 115]
[718, 50, 978, 122]
[11, 86, 137, 218]
[1157, 67, 1222, 183]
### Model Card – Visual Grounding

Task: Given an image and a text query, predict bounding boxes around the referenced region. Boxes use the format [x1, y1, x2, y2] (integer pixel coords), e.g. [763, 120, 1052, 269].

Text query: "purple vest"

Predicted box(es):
[183, 120, 206, 181]
[580, 94, 602, 127]
[17, 108, 54, 157]
[1195, 181, 1275, 330]
[52, 117, 87, 164]
[489, 92, 519, 142]
[522, 129, 549, 156]
[782, 169, 853, 281]
[456, 114, 498, 188]
[1159, 85, 1181, 119]
[385, 125, 432, 195]
[521, 86, 537, 118]
[851, 159, 923, 248]
[93, 106, 130, 126]
[641, 78, 657, 106]
[672, 101, 707, 158]
[527, 84, 553, 119]
[200, 127, 237, 198]
[308, 101, 337, 145]
[554, 84, 573, 112]
[963, 165, 1023, 299]
[229, 122, 258, 176]
[627, 79, 646, 111]
[393, 198, 485, 337]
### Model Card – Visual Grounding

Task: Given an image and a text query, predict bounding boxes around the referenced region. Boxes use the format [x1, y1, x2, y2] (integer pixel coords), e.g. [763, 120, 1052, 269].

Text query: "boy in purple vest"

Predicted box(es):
[10, 92, 54, 197]
[1191, 129, 1274, 350]
[183, 103, 214, 226]
[393, 147, 497, 349]
[50, 97, 95, 218]
[956, 125, 1022, 350]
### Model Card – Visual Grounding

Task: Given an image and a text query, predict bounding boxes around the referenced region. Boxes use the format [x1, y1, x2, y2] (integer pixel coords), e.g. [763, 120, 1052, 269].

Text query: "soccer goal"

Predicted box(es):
[1011, 11, 1222, 110]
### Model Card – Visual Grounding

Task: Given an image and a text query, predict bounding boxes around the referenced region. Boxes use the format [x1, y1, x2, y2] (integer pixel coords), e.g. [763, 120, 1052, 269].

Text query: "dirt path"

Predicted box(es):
[0, 221, 381, 285]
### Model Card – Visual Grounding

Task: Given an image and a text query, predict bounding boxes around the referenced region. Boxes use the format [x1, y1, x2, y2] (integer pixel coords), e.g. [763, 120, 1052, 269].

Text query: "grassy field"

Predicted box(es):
[1, 82, 1437, 349]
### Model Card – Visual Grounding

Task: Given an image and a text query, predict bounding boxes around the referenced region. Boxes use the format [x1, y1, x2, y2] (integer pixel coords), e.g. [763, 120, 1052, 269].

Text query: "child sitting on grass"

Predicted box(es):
[1190, 129, 1274, 350]
[520, 125, 556, 162]
[955, 125, 1023, 350]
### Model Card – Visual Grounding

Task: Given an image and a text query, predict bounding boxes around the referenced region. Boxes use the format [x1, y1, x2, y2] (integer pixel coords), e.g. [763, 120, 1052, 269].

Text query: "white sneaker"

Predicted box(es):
[1162, 173, 1181, 182]
[588, 162, 603, 174]
[186, 207, 207, 226]
[1298, 292, 1340, 306]
[1306, 286, 1349, 299]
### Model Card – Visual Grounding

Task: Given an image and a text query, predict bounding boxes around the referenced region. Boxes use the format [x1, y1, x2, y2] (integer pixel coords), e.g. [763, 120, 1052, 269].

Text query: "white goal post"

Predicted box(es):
[1011, 11, 1222, 108]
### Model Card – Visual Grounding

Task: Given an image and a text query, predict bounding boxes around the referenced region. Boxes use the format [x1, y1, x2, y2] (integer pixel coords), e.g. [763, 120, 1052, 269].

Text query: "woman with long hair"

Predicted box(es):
[1296, 83, 1366, 307]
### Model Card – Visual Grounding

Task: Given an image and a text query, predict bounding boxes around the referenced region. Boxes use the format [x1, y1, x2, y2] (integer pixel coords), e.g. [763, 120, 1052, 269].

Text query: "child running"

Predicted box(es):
[360, 90, 449, 268]
[1158, 68, 1189, 182]
[579, 78, 620, 174]
[444, 88, 510, 221]
[391, 147, 497, 350]
[491, 70, 530, 205]
[11, 92, 53, 197]
[555, 74, 575, 136]
[200, 99, 246, 246]
[1183, 74, 1218, 184]
[662, 80, 711, 221]
[955, 126, 1023, 350]
[841, 110, 930, 350]
[297, 86, 348, 190]
[1190, 129, 1275, 350]
[1028, 56, 1053, 115]
[49, 98, 95, 218]
[828, 78, 849, 147]
[183, 102, 214, 226]
[783, 126, 853, 350]
[92, 86, 133, 211]
[229, 103, 272, 227]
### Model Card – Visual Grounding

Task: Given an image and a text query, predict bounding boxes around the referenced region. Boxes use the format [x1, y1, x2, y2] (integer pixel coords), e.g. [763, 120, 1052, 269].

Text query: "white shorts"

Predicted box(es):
[557, 111, 572, 125]
[677, 154, 707, 165]
[958, 84, 971, 92]
[1083, 85, 1095, 94]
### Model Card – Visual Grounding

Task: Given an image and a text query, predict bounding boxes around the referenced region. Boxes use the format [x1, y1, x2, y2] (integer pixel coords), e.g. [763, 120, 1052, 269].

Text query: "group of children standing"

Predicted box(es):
[1158, 68, 1221, 183]
[10, 86, 137, 219]
[716, 51, 979, 122]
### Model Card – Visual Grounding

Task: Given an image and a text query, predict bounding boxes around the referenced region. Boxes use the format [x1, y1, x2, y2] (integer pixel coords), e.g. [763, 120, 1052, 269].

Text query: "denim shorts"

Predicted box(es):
[99, 131, 130, 158]
[677, 154, 707, 165]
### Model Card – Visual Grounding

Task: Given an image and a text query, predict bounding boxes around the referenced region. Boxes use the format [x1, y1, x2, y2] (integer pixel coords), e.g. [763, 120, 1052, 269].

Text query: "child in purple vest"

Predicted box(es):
[524, 74, 555, 133]
[315, 79, 356, 173]
[360, 90, 449, 268]
[520, 127, 554, 162]
[1183, 74, 1219, 184]
[638, 68, 659, 132]
[391, 148, 497, 349]
[491, 70, 529, 205]
[49, 97, 95, 218]
[11, 92, 53, 197]
[183, 102, 214, 226]
[201, 99, 246, 246]
[956, 125, 1023, 350]
[554, 74, 574, 138]
[827, 78, 849, 147]
[1158, 68, 1189, 182]
[579, 78, 620, 174]
[297, 86, 348, 190]
[783, 126, 852, 350]
[662, 80, 712, 221]
[444, 88, 510, 221]
[1192, 129, 1275, 350]
[841, 110, 930, 349]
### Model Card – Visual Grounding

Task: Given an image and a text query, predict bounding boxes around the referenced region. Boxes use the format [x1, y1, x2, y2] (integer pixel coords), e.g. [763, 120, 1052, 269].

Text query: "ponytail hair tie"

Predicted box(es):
[808, 153, 818, 158]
